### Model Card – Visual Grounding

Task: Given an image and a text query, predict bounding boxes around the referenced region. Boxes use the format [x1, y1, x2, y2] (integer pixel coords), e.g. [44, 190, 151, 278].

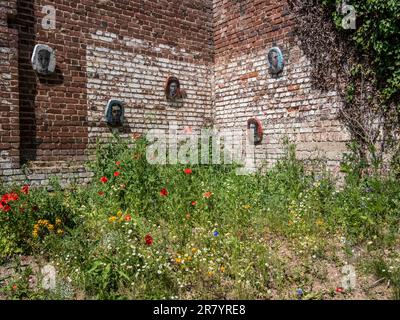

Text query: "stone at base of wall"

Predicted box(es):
[0, 161, 94, 187]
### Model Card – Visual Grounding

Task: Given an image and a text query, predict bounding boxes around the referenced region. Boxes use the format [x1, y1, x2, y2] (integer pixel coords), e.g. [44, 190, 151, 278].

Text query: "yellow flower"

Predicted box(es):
[57, 229, 64, 235]
[32, 230, 38, 238]
[220, 266, 225, 273]
[38, 219, 49, 227]
[243, 204, 251, 210]
[316, 218, 325, 226]
[55, 218, 62, 225]
[207, 271, 214, 277]
[108, 216, 117, 223]
[117, 211, 123, 217]
[175, 258, 182, 264]
[47, 224, 54, 231]
[191, 248, 198, 254]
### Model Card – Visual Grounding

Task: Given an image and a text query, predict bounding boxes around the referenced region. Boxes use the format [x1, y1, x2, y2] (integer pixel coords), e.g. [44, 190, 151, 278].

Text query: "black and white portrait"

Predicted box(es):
[105, 100, 124, 127]
[31, 44, 56, 75]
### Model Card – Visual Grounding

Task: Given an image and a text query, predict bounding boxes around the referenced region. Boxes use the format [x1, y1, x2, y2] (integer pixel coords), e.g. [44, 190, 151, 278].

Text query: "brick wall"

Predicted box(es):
[0, 0, 352, 185]
[0, 0, 19, 176]
[213, 0, 350, 172]
[84, 0, 214, 159]
[0, 0, 214, 185]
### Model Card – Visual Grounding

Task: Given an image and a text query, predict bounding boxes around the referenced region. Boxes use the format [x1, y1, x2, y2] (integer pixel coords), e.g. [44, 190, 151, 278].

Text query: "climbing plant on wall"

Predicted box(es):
[323, 0, 400, 102]
[288, 0, 400, 175]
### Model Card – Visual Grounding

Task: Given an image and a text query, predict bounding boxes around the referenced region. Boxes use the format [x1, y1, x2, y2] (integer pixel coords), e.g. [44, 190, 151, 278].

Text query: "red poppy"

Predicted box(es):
[160, 188, 168, 197]
[336, 287, 344, 293]
[100, 176, 108, 183]
[124, 214, 132, 222]
[191, 201, 197, 206]
[12, 284, 17, 291]
[203, 192, 213, 198]
[184, 168, 193, 175]
[114, 171, 121, 177]
[145, 234, 153, 246]
[10, 193, 19, 201]
[98, 191, 105, 196]
[2, 193, 19, 202]
[21, 185, 30, 195]
[116, 161, 121, 166]
[0, 202, 11, 212]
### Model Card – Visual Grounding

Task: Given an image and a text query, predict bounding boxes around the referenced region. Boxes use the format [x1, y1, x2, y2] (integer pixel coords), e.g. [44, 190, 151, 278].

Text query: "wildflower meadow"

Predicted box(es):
[0, 136, 399, 300]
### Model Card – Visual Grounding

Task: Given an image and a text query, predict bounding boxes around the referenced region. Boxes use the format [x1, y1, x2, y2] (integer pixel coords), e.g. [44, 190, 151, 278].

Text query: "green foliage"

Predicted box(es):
[0, 179, 79, 261]
[323, 0, 400, 102]
[368, 258, 400, 300]
[1, 137, 400, 299]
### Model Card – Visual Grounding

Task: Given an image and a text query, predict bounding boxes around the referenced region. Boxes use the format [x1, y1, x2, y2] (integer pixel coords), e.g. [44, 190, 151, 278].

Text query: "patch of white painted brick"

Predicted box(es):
[214, 45, 351, 171]
[86, 33, 213, 150]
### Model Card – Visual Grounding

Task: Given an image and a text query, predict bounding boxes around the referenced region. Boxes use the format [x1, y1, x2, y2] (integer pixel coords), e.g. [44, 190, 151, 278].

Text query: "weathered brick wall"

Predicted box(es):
[1, 0, 353, 185]
[0, 0, 214, 185]
[1, 0, 91, 185]
[15, 0, 88, 164]
[0, 0, 19, 176]
[84, 0, 214, 160]
[213, 0, 350, 172]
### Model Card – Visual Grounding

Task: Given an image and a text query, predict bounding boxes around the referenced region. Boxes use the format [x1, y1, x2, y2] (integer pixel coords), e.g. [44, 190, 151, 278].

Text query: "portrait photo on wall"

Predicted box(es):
[247, 118, 263, 145]
[105, 99, 125, 127]
[31, 44, 56, 75]
[165, 76, 186, 101]
[267, 47, 285, 75]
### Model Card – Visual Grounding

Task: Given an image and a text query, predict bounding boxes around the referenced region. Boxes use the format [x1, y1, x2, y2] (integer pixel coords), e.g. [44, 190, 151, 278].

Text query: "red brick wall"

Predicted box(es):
[214, 0, 294, 57]
[0, 0, 214, 185]
[84, 0, 214, 155]
[12, 0, 88, 164]
[213, 0, 350, 171]
[0, 0, 19, 173]
[1, 0, 352, 185]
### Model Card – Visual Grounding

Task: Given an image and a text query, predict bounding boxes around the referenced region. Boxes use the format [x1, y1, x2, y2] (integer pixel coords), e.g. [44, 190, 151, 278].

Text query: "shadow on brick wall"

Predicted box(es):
[8, 0, 38, 165]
